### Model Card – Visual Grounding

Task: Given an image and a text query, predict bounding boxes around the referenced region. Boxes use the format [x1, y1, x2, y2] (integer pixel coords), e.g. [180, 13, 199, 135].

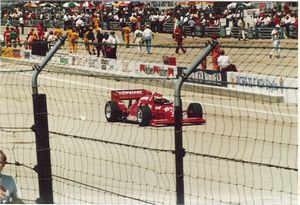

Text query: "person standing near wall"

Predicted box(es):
[269, 25, 281, 59]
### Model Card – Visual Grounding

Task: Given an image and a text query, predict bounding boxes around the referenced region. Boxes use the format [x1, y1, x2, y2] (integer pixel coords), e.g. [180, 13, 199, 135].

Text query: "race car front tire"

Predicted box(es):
[105, 101, 122, 122]
[187, 103, 203, 118]
[137, 106, 152, 126]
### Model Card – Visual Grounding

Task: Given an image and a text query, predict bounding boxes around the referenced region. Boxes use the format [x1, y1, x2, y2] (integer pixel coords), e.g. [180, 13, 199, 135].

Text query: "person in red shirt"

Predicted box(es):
[3, 26, 11, 47]
[210, 34, 221, 70]
[14, 26, 21, 47]
[174, 25, 186, 54]
[37, 22, 44, 40]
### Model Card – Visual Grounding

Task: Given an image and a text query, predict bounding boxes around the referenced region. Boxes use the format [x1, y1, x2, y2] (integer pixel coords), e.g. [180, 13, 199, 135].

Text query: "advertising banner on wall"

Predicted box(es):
[188, 69, 228, 87]
[227, 72, 297, 103]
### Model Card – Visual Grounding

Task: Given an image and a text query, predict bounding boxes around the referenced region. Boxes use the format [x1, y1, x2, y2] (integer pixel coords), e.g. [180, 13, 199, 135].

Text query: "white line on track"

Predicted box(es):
[11, 71, 299, 119]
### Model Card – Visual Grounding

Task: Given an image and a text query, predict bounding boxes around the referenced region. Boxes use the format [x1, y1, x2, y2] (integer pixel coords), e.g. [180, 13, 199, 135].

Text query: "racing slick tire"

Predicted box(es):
[187, 103, 203, 118]
[137, 106, 152, 126]
[105, 101, 122, 122]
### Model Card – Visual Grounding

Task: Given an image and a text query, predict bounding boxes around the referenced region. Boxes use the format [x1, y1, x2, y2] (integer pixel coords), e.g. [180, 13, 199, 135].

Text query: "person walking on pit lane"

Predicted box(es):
[142, 25, 153, 54]
[174, 25, 186, 54]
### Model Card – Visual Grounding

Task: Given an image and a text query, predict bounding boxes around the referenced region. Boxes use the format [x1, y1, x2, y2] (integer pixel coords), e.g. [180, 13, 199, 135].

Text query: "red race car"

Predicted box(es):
[104, 89, 206, 126]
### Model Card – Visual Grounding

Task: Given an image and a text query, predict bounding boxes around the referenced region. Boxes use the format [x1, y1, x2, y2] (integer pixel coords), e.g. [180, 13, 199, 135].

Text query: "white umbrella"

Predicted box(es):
[82, 1, 95, 9]
[63, 2, 80, 8]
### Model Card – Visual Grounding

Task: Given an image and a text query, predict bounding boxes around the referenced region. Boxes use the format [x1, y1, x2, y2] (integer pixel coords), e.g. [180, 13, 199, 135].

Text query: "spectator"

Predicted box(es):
[142, 25, 153, 54]
[210, 35, 221, 70]
[84, 27, 96, 55]
[217, 49, 238, 72]
[19, 16, 24, 35]
[188, 17, 196, 38]
[237, 17, 246, 41]
[95, 28, 104, 57]
[122, 24, 131, 48]
[54, 26, 63, 38]
[3, 26, 11, 47]
[133, 27, 143, 54]
[174, 25, 186, 54]
[68, 28, 79, 53]
[269, 25, 281, 59]
[47, 31, 57, 50]
[0, 150, 22, 204]
[129, 15, 138, 33]
[9, 27, 17, 48]
[104, 31, 120, 59]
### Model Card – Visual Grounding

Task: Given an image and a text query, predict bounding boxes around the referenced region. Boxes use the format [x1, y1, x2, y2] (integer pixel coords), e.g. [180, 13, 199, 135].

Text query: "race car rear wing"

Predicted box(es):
[111, 89, 152, 101]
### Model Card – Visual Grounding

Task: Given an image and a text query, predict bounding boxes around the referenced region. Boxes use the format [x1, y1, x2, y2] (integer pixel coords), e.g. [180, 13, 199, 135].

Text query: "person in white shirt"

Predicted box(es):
[19, 16, 24, 35]
[237, 18, 246, 41]
[0, 150, 22, 204]
[47, 31, 58, 49]
[142, 25, 153, 54]
[269, 25, 281, 59]
[133, 28, 143, 54]
[217, 49, 237, 72]
[104, 31, 120, 59]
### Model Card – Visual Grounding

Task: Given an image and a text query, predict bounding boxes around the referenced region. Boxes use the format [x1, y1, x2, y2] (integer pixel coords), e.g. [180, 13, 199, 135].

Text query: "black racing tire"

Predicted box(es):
[137, 106, 152, 126]
[105, 101, 122, 122]
[187, 103, 203, 118]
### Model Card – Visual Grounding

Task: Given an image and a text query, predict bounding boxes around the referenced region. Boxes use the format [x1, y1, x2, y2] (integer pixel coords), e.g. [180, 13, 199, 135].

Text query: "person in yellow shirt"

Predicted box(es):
[68, 28, 79, 53]
[122, 24, 131, 48]
[129, 15, 138, 33]
[54, 26, 63, 38]
[93, 16, 100, 31]
[84, 27, 96, 55]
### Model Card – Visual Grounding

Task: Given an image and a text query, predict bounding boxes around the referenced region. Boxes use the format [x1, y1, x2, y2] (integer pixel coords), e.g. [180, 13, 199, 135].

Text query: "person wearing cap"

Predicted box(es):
[142, 25, 153, 54]
[0, 150, 22, 204]
[269, 24, 281, 59]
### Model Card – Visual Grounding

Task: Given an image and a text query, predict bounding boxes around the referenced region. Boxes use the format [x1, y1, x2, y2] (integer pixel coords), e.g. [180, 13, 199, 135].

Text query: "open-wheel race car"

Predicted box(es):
[104, 89, 206, 126]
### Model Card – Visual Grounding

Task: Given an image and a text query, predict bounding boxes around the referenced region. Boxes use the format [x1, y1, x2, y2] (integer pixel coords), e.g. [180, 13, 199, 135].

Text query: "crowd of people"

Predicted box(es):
[1, 2, 297, 66]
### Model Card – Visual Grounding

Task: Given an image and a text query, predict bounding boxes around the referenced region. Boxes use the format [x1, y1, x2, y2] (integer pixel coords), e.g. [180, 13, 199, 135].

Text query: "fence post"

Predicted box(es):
[31, 35, 67, 203]
[174, 40, 218, 205]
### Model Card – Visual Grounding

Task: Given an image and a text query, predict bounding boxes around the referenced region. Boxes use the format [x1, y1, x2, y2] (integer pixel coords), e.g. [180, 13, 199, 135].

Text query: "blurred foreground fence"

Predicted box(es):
[0, 41, 298, 204]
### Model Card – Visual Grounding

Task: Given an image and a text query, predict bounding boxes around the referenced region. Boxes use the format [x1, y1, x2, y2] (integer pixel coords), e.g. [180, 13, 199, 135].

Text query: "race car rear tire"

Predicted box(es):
[137, 106, 152, 126]
[105, 101, 122, 122]
[187, 103, 203, 118]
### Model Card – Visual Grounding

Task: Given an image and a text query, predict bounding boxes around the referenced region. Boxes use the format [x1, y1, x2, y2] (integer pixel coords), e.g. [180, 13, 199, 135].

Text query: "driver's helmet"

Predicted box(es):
[153, 93, 164, 104]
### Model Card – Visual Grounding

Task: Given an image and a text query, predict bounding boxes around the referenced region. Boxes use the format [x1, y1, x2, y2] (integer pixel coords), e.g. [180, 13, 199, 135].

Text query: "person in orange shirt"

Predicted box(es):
[210, 34, 221, 70]
[68, 28, 79, 53]
[54, 26, 63, 38]
[122, 24, 131, 48]
[28, 33, 37, 50]
[93, 15, 100, 31]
